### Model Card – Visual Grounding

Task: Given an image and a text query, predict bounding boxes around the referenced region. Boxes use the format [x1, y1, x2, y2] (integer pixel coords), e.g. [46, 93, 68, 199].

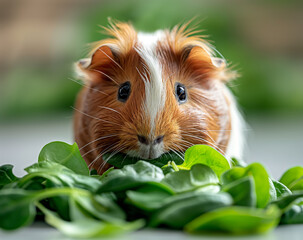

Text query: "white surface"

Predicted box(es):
[0, 222, 303, 240]
[0, 113, 303, 239]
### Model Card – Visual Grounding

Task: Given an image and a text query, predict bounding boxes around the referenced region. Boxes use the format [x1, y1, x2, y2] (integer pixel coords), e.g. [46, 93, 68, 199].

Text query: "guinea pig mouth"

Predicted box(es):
[102, 149, 184, 168]
[125, 149, 164, 160]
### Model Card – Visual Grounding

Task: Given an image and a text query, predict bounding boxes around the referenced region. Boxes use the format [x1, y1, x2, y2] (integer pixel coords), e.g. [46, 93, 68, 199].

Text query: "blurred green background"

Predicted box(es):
[0, 0, 303, 121]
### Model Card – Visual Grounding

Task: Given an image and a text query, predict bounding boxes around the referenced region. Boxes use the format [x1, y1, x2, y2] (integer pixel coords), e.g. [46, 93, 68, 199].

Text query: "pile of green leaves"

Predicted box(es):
[1, 142, 303, 238]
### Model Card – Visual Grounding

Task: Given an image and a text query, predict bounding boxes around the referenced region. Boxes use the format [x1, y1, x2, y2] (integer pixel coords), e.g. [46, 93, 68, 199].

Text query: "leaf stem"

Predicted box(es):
[171, 161, 179, 172]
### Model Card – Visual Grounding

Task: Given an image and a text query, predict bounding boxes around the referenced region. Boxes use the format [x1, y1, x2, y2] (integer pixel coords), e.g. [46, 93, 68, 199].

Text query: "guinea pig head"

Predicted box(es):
[74, 22, 237, 173]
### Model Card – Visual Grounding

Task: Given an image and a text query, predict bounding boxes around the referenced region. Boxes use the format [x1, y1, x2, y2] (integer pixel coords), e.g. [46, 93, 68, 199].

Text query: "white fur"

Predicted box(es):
[74, 58, 91, 82]
[224, 87, 245, 161]
[136, 31, 166, 134]
[132, 31, 167, 158]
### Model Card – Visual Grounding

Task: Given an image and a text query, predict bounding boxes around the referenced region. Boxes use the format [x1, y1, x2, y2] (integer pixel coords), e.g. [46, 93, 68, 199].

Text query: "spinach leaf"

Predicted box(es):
[73, 194, 126, 222]
[126, 184, 174, 211]
[269, 178, 277, 202]
[104, 152, 184, 168]
[231, 157, 247, 167]
[161, 164, 219, 193]
[161, 164, 175, 175]
[148, 192, 232, 229]
[0, 165, 19, 189]
[17, 161, 102, 220]
[0, 185, 130, 235]
[97, 161, 164, 193]
[38, 141, 89, 176]
[279, 166, 303, 191]
[2, 140, 303, 236]
[36, 202, 144, 238]
[185, 205, 280, 234]
[280, 204, 303, 224]
[178, 145, 230, 179]
[22, 161, 101, 192]
[272, 179, 291, 198]
[222, 176, 256, 207]
[0, 189, 36, 230]
[221, 163, 271, 208]
[270, 191, 303, 211]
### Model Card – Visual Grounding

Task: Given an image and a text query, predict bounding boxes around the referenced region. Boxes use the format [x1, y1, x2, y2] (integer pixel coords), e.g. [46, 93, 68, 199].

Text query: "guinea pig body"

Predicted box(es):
[73, 22, 244, 173]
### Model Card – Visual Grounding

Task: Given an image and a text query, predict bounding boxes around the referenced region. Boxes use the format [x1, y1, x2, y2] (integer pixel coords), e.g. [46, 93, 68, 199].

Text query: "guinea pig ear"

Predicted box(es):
[184, 45, 236, 83]
[74, 45, 118, 84]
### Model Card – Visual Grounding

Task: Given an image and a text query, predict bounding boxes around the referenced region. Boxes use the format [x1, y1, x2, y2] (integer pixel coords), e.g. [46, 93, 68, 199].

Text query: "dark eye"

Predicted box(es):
[175, 83, 187, 103]
[118, 81, 131, 102]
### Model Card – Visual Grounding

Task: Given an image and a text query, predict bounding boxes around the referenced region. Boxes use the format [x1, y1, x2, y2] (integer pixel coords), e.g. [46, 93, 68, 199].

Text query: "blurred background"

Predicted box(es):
[0, 0, 302, 178]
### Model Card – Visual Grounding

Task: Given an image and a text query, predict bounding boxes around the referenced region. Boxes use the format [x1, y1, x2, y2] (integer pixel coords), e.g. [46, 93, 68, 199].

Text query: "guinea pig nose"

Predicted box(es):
[153, 135, 164, 145]
[137, 135, 149, 145]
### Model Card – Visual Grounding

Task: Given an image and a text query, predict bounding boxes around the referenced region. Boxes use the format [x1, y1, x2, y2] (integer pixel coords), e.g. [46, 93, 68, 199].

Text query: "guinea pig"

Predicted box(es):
[73, 21, 244, 173]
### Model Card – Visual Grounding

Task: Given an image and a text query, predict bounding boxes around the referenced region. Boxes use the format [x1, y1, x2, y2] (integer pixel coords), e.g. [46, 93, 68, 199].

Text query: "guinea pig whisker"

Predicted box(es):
[182, 133, 225, 154]
[88, 151, 103, 169]
[68, 77, 109, 96]
[99, 144, 127, 173]
[170, 143, 186, 153]
[92, 69, 119, 85]
[120, 151, 130, 167]
[177, 142, 192, 150]
[79, 134, 119, 151]
[182, 133, 212, 145]
[98, 143, 120, 157]
[88, 142, 119, 169]
[165, 151, 173, 160]
[177, 141, 194, 152]
[202, 131, 227, 150]
[89, 142, 120, 171]
[200, 130, 227, 148]
[73, 107, 123, 127]
[82, 146, 102, 157]
[168, 148, 184, 161]
[98, 106, 124, 117]
[82, 141, 115, 158]
[205, 129, 232, 132]
[185, 128, 232, 134]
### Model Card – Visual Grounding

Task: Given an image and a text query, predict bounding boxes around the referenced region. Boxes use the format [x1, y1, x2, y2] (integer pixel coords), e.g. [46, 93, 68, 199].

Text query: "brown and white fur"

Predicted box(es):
[73, 21, 244, 173]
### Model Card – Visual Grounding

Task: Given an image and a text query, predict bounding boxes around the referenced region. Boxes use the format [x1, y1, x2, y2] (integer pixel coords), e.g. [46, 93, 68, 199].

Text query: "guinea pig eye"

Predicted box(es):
[175, 83, 187, 104]
[118, 81, 131, 102]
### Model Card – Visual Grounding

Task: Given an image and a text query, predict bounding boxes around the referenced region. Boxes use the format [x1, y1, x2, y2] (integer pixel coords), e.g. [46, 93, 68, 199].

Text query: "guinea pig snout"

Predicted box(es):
[137, 135, 164, 145]
[136, 134, 165, 159]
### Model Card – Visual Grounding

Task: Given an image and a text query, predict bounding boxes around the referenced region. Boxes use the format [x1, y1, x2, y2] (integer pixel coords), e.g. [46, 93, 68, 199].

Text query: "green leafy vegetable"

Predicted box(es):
[104, 151, 184, 168]
[185, 205, 280, 234]
[270, 191, 303, 211]
[0, 165, 19, 189]
[280, 166, 303, 191]
[221, 163, 271, 208]
[126, 184, 174, 211]
[149, 192, 232, 229]
[38, 141, 89, 176]
[280, 204, 303, 224]
[1, 140, 303, 237]
[36, 202, 144, 238]
[178, 145, 230, 179]
[222, 176, 256, 207]
[0, 189, 36, 230]
[272, 180, 291, 198]
[161, 164, 219, 193]
[97, 161, 164, 193]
